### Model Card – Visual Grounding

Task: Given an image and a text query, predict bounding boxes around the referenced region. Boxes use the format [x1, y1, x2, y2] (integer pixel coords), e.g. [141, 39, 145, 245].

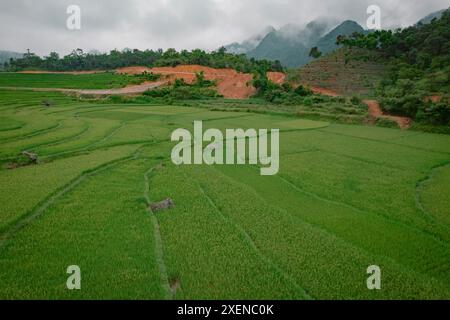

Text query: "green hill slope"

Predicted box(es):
[296, 47, 387, 96]
[336, 9, 450, 128]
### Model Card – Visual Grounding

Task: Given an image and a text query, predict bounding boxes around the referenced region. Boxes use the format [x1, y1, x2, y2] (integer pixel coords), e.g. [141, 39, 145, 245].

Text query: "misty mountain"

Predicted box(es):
[246, 20, 331, 68]
[417, 8, 448, 25]
[244, 19, 364, 68]
[224, 26, 275, 54]
[315, 20, 364, 55]
[247, 30, 310, 68]
[0, 50, 23, 67]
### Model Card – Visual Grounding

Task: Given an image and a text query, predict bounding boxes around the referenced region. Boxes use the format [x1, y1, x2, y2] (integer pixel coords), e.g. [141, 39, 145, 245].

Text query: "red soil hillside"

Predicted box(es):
[12, 66, 286, 99]
[117, 65, 285, 99]
[267, 72, 286, 84]
[307, 86, 339, 97]
[364, 99, 412, 129]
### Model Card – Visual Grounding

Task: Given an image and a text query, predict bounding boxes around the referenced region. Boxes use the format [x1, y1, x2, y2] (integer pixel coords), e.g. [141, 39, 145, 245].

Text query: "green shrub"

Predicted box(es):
[195, 71, 216, 88]
[282, 82, 293, 92]
[143, 87, 172, 98]
[143, 84, 220, 100]
[350, 96, 361, 105]
[376, 117, 400, 128]
[380, 95, 423, 118]
[303, 97, 313, 106]
[294, 85, 313, 97]
[135, 72, 161, 82]
[174, 78, 187, 88]
[416, 101, 450, 125]
[109, 95, 130, 104]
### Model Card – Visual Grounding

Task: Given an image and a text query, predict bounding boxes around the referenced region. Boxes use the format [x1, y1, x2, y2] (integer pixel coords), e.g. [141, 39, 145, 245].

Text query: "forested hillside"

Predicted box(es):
[337, 9, 450, 127]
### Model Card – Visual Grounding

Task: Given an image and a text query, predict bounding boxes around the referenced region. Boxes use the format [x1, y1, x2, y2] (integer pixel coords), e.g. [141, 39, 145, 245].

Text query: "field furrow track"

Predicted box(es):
[194, 177, 313, 300]
[144, 167, 172, 299]
[213, 164, 450, 286]
[189, 164, 450, 298]
[416, 162, 450, 229]
[0, 156, 134, 252]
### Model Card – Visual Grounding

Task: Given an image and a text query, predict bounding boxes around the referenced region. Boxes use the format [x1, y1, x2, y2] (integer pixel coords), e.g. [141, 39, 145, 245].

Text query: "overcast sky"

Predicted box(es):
[0, 0, 449, 56]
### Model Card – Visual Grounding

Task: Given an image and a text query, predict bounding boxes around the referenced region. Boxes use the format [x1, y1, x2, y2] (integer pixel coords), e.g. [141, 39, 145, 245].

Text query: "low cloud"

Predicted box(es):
[0, 0, 448, 55]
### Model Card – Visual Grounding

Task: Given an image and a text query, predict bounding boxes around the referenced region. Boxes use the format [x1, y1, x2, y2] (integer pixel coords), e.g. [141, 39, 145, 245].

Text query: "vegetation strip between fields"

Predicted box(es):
[144, 167, 173, 299]
[415, 162, 450, 226]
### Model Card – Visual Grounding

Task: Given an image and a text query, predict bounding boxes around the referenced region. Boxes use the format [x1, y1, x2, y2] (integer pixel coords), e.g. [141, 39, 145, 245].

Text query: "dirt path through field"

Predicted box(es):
[304, 84, 412, 129]
[78, 80, 167, 95]
[19, 70, 107, 75]
[307, 86, 340, 97]
[0, 81, 167, 96]
[363, 99, 412, 129]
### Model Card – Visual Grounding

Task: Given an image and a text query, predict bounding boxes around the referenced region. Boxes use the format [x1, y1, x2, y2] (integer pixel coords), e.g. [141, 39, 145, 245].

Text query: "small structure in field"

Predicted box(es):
[42, 100, 53, 107]
[21, 151, 39, 164]
[149, 198, 175, 212]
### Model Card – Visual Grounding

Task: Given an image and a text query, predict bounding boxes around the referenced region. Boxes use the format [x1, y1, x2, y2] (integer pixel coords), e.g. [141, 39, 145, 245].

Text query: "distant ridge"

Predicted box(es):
[224, 19, 365, 68]
[417, 8, 448, 25]
[224, 26, 276, 54]
[0, 50, 23, 67]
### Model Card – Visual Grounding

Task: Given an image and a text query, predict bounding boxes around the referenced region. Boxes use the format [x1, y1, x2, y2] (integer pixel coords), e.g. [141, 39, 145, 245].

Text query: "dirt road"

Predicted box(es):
[19, 70, 106, 75]
[303, 84, 412, 129]
[363, 99, 412, 129]
[0, 81, 167, 96]
[307, 86, 340, 97]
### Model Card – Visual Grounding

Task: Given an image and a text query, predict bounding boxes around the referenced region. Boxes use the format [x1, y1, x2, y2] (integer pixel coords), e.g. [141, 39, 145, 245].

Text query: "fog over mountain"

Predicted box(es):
[222, 6, 448, 68]
[224, 18, 364, 67]
[0, 50, 24, 68]
[0, 0, 449, 56]
[225, 26, 276, 54]
[417, 8, 447, 24]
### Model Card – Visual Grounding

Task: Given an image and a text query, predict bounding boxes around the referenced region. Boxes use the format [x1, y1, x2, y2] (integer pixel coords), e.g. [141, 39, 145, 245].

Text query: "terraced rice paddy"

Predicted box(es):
[0, 72, 141, 89]
[0, 88, 449, 299]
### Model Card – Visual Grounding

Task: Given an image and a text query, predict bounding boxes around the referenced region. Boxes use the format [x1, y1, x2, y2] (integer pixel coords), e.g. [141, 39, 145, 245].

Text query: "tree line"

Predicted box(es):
[3, 47, 284, 73]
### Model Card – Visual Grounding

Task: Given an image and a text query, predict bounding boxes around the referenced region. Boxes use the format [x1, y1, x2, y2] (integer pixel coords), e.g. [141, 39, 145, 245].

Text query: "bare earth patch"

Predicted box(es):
[304, 85, 412, 129]
[119, 65, 286, 99]
[306, 86, 340, 97]
[363, 99, 412, 129]
[8, 66, 287, 99]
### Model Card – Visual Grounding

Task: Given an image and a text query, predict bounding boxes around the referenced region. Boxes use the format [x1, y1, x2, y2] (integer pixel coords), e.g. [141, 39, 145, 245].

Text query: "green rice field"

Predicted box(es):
[0, 72, 142, 89]
[0, 88, 449, 299]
